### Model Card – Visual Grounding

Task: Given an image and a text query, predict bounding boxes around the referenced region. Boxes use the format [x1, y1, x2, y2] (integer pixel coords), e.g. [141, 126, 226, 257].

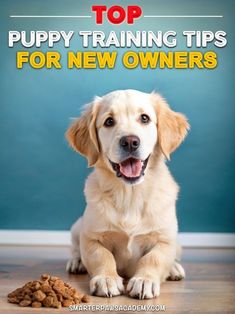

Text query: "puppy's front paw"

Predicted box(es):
[66, 257, 87, 274]
[167, 261, 185, 281]
[127, 277, 160, 299]
[90, 275, 124, 297]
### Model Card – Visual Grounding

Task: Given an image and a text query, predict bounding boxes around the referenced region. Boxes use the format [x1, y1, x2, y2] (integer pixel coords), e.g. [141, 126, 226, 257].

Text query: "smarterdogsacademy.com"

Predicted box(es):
[69, 304, 166, 312]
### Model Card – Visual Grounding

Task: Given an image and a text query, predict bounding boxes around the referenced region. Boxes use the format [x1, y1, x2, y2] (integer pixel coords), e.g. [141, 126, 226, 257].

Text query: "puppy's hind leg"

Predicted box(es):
[167, 260, 185, 281]
[66, 218, 87, 274]
[167, 245, 185, 281]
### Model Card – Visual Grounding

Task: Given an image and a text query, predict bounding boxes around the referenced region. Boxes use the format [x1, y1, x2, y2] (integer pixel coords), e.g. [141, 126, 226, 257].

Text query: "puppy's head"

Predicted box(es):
[66, 90, 189, 185]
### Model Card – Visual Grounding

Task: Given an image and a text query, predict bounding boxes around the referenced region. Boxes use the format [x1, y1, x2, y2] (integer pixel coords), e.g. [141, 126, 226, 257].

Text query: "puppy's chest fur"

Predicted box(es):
[84, 169, 177, 276]
[88, 182, 165, 275]
[109, 188, 153, 223]
[95, 177, 163, 234]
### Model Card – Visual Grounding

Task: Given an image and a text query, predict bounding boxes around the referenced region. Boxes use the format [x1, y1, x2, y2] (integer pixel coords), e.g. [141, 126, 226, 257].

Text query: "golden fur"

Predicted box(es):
[66, 90, 189, 299]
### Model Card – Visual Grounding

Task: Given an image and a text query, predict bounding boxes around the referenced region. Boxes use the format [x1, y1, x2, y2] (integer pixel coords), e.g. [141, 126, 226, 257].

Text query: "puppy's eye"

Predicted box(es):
[104, 117, 115, 127]
[140, 114, 150, 124]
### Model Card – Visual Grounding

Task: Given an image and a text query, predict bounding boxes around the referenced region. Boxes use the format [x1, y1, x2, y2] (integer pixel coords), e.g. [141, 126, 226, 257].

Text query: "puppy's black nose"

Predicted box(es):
[120, 135, 140, 152]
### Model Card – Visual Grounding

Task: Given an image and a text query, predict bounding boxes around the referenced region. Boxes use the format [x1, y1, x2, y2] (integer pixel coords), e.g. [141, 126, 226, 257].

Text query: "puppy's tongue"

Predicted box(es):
[119, 158, 142, 178]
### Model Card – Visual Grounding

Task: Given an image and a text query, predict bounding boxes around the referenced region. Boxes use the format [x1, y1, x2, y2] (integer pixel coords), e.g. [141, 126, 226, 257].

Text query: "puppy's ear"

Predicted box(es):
[66, 98, 100, 167]
[153, 93, 190, 160]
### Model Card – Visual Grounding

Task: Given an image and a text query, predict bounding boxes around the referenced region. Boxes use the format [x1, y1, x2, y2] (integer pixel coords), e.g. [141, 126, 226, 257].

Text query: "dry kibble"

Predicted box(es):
[33, 290, 46, 302]
[19, 299, 31, 307]
[50, 279, 62, 286]
[31, 283, 39, 292]
[42, 296, 54, 307]
[53, 301, 62, 309]
[7, 274, 89, 308]
[71, 288, 76, 294]
[32, 301, 42, 308]
[23, 288, 31, 295]
[82, 294, 90, 303]
[56, 293, 63, 302]
[62, 299, 73, 307]
[74, 291, 81, 299]
[34, 282, 41, 291]
[41, 273, 50, 279]
[48, 291, 56, 297]
[16, 294, 24, 301]
[8, 297, 19, 304]
[54, 285, 71, 299]
[41, 283, 51, 293]
[24, 295, 32, 301]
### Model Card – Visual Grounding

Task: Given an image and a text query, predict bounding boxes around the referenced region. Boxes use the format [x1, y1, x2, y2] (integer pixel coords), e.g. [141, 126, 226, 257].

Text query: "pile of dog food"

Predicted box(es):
[7, 274, 89, 308]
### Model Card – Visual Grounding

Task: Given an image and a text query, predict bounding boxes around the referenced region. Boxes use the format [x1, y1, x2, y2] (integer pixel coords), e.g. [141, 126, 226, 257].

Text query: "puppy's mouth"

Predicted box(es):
[109, 156, 150, 184]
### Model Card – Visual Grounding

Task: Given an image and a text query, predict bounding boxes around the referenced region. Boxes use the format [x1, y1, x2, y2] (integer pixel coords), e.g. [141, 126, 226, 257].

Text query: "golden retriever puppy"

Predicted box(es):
[66, 90, 189, 299]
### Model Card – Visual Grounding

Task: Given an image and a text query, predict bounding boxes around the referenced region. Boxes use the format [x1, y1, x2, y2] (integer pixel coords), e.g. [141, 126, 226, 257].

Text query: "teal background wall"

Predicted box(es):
[0, 0, 234, 232]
